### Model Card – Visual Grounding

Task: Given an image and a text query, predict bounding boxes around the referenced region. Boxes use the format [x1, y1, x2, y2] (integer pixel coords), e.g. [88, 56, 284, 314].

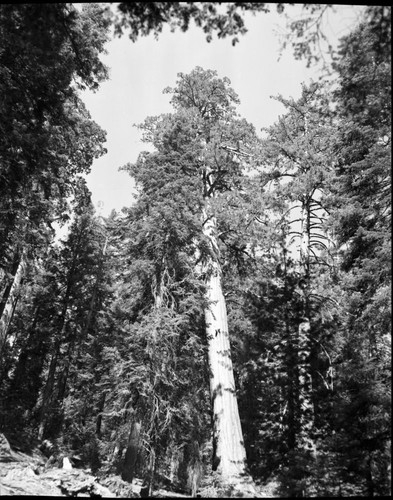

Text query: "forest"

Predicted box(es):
[0, 3, 391, 498]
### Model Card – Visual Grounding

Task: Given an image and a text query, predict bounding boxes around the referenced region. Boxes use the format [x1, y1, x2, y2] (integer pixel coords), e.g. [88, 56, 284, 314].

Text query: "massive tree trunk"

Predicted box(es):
[202, 210, 257, 496]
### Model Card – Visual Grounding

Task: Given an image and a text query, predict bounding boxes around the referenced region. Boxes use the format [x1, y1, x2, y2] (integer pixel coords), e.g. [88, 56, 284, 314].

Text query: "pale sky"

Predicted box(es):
[80, 4, 364, 217]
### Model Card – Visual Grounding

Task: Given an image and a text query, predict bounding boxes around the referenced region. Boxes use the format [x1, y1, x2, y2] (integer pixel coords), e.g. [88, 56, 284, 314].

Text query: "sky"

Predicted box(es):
[80, 4, 365, 217]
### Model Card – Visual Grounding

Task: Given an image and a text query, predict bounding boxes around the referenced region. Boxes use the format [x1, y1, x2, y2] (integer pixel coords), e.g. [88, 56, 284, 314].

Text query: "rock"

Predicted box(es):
[98, 475, 140, 497]
[4, 466, 35, 482]
[62, 456, 73, 470]
[91, 482, 116, 498]
[42, 468, 117, 497]
[0, 445, 118, 497]
[0, 462, 63, 496]
[34, 464, 45, 475]
[59, 475, 95, 496]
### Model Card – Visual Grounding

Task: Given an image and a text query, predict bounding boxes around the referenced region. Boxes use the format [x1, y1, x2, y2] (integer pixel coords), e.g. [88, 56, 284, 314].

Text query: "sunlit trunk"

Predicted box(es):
[202, 209, 257, 495]
[0, 252, 25, 355]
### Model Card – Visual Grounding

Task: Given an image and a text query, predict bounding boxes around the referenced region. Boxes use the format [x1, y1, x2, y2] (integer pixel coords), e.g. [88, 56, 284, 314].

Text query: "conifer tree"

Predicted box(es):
[120, 67, 259, 495]
[0, 3, 109, 356]
[324, 6, 391, 495]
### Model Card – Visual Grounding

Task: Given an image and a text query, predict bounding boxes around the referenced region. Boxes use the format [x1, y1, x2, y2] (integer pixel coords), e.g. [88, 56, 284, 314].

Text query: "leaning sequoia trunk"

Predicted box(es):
[202, 209, 257, 496]
[0, 252, 26, 355]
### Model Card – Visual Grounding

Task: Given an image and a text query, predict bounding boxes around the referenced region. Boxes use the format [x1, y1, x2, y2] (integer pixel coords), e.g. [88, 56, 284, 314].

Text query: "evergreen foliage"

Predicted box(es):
[0, 4, 390, 498]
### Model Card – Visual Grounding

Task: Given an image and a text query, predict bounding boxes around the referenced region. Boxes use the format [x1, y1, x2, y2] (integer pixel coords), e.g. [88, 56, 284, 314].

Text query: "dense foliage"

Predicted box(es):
[0, 3, 390, 498]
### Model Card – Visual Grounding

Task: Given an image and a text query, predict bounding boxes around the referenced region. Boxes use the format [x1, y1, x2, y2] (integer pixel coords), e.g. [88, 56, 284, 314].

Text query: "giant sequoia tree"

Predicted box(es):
[0, 3, 390, 498]
[121, 67, 259, 495]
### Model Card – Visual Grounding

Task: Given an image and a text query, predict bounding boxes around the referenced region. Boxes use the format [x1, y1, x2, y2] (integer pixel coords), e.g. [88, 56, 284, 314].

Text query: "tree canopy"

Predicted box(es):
[0, 3, 390, 498]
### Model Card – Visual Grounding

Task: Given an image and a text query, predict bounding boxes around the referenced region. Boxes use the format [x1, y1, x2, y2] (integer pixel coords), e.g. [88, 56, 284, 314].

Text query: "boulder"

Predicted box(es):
[62, 456, 73, 470]
[42, 468, 116, 497]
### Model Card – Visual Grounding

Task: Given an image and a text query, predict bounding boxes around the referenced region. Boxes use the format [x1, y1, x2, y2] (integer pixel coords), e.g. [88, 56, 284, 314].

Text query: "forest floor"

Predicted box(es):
[0, 432, 188, 498]
[0, 433, 280, 497]
[0, 458, 190, 498]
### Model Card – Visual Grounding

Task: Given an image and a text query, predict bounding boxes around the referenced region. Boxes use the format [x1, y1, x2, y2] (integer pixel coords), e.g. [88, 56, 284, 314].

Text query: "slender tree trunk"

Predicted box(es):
[297, 192, 316, 455]
[96, 392, 106, 437]
[56, 336, 76, 404]
[297, 318, 316, 455]
[186, 441, 202, 497]
[122, 420, 141, 483]
[81, 235, 108, 339]
[282, 247, 297, 451]
[37, 313, 68, 440]
[169, 444, 181, 486]
[366, 453, 375, 497]
[5, 306, 45, 407]
[0, 252, 25, 355]
[37, 224, 85, 440]
[147, 448, 156, 497]
[141, 445, 157, 498]
[202, 209, 257, 495]
[286, 322, 297, 452]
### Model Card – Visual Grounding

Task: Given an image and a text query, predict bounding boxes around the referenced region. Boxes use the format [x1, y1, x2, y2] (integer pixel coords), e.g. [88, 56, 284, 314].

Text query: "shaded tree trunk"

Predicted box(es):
[37, 223, 84, 440]
[37, 312, 68, 440]
[141, 445, 157, 498]
[297, 318, 316, 455]
[56, 336, 76, 404]
[122, 420, 141, 483]
[4, 306, 46, 407]
[185, 441, 202, 497]
[96, 391, 106, 437]
[297, 190, 316, 455]
[366, 453, 375, 497]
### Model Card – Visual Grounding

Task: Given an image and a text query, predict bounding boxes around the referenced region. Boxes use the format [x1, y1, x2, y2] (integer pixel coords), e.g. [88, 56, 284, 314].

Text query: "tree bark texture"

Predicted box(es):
[122, 420, 141, 483]
[0, 253, 25, 355]
[202, 211, 257, 495]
